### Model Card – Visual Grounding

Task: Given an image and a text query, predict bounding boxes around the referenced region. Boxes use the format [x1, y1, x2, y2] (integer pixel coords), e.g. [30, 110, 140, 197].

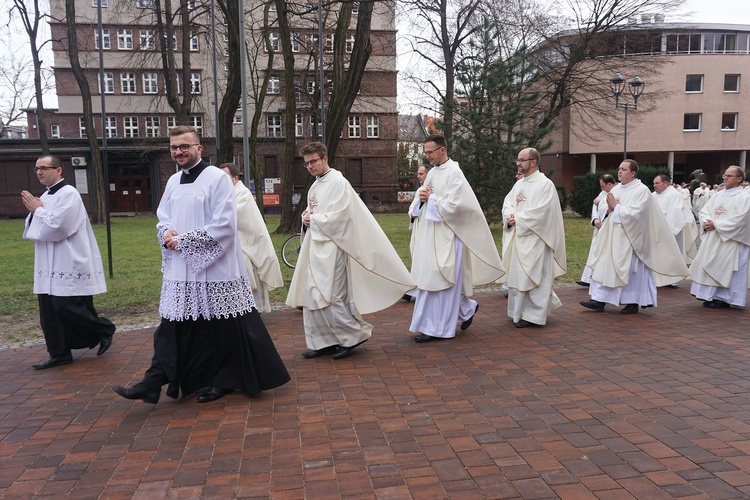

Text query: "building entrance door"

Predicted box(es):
[109, 164, 153, 214]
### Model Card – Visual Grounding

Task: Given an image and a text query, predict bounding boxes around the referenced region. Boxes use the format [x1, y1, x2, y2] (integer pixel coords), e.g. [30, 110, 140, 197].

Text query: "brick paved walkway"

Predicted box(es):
[2, 284, 750, 498]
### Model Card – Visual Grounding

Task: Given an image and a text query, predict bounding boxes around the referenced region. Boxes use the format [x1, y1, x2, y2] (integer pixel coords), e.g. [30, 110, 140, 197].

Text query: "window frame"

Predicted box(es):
[123, 116, 139, 138]
[683, 113, 702, 132]
[267, 115, 283, 138]
[724, 74, 740, 93]
[145, 116, 161, 137]
[120, 72, 137, 94]
[117, 29, 133, 50]
[366, 116, 379, 138]
[348, 116, 361, 138]
[721, 112, 738, 131]
[685, 74, 704, 93]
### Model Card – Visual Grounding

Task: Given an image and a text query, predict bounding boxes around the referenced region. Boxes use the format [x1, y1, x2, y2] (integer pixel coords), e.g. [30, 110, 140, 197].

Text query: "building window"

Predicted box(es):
[722, 113, 738, 131]
[121, 72, 137, 93]
[704, 33, 737, 54]
[190, 31, 199, 51]
[137, 0, 153, 6]
[268, 32, 280, 52]
[346, 34, 355, 53]
[95, 28, 110, 49]
[348, 116, 361, 138]
[294, 81, 301, 101]
[143, 73, 158, 94]
[50, 125, 60, 138]
[310, 117, 322, 137]
[325, 34, 334, 52]
[190, 116, 203, 135]
[352, 1, 358, 14]
[366, 116, 379, 138]
[683, 113, 701, 131]
[234, 104, 242, 124]
[104, 116, 117, 138]
[167, 116, 177, 131]
[123, 116, 139, 137]
[92, 0, 108, 7]
[291, 33, 300, 52]
[190, 73, 201, 94]
[79, 117, 87, 138]
[139, 29, 155, 50]
[268, 75, 280, 94]
[685, 74, 703, 93]
[725, 74, 740, 92]
[306, 80, 316, 94]
[145, 116, 161, 137]
[296, 114, 304, 137]
[117, 29, 133, 50]
[267, 115, 283, 137]
[99, 72, 114, 94]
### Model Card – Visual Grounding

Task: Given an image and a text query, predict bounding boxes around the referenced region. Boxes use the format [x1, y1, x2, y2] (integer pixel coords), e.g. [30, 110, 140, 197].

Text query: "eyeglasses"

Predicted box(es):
[303, 157, 323, 167]
[33, 166, 58, 172]
[423, 147, 444, 155]
[516, 158, 535, 164]
[169, 143, 200, 152]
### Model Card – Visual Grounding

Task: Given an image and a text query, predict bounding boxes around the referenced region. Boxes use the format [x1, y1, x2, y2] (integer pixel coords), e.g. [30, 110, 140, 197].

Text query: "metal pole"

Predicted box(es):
[97, 0, 113, 278]
[317, 0, 325, 143]
[623, 104, 628, 161]
[240, 0, 250, 180]
[211, 0, 221, 162]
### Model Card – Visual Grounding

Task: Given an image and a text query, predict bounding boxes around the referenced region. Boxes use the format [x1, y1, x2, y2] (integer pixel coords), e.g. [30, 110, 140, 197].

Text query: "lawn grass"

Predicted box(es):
[0, 212, 592, 343]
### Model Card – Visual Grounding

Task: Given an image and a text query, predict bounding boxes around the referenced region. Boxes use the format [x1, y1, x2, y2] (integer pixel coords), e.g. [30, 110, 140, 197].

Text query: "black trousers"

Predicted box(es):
[38, 294, 116, 357]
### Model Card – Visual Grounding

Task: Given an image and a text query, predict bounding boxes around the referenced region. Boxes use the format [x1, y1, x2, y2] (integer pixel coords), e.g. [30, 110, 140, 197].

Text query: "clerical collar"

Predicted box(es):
[180, 160, 209, 184]
[318, 169, 332, 178]
[47, 179, 68, 194]
[437, 158, 451, 168]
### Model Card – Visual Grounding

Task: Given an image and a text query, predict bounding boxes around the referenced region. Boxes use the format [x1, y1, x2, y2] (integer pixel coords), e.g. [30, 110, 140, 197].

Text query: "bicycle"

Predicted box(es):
[281, 233, 302, 268]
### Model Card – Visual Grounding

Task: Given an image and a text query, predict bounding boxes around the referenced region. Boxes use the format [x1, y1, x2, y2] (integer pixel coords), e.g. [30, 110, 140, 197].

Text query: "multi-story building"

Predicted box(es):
[9, 0, 398, 216]
[541, 21, 750, 191]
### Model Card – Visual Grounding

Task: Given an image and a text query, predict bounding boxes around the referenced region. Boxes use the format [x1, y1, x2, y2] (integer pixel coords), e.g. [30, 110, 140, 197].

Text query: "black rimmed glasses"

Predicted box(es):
[423, 147, 443, 155]
[169, 143, 200, 152]
[303, 157, 323, 168]
[516, 158, 534, 164]
[32, 166, 58, 172]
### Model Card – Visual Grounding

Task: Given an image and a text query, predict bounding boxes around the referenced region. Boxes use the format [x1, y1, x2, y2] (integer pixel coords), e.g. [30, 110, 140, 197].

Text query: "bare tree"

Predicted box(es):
[62, 0, 107, 223]
[9, 0, 50, 152]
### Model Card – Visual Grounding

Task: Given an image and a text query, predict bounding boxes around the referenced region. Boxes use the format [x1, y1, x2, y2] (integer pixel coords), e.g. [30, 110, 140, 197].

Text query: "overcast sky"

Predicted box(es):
[680, 0, 750, 23]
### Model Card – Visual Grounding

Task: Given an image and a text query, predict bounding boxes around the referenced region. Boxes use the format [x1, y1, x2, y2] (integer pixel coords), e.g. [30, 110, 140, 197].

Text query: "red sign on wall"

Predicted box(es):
[254, 193, 280, 205]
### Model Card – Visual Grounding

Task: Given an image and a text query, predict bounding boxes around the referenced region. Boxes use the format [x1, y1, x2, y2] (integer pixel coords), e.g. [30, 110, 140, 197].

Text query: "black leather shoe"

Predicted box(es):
[620, 303, 639, 314]
[302, 345, 339, 358]
[332, 339, 368, 359]
[580, 300, 605, 312]
[414, 333, 441, 343]
[32, 354, 73, 370]
[705, 299, 730, 309]
[461, 304, 479, 331]
[402, 294, 413, 302]
[97, 335, 113, 356]
[516, 319, 541, 328]
[576, 281, 590, 287]
[197, 387, 233, 403]
[112, 384, 160, 404]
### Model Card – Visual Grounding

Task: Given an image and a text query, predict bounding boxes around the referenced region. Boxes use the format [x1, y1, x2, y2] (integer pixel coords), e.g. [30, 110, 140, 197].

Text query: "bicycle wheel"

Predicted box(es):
[281, 233, 302, 268]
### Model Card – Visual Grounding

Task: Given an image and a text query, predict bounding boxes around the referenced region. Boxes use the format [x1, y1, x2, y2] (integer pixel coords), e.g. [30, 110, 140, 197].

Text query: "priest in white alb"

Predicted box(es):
[408, 135, 505, 343]
[286, 142, 416, 359]
[500, 148, 567, 328]
[578, 174, 617, 286]
[220, 163, 283, 313]
[652, 173, 699, 266]
[690, 166, 750, 308]
[580, 160, 689, 314]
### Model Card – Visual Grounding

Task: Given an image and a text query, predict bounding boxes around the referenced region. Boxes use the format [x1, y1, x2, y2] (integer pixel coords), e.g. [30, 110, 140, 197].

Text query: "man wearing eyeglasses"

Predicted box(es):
[286, 142, 415, 359]
[113, 125, 289, 404]
[652, 173, 699, 268]
[689, 166, 750, 308]
[21, 156, 116, 369]
[500, 148, 567, 328]
[408, 135, 505, 343]
[581, 160, 688, 314]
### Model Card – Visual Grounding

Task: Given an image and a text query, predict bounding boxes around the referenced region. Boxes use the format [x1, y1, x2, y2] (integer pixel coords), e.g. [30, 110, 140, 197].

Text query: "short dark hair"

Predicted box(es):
[418, 164, 432, 173]
[300, 142, 327, 158]
[38, 155, 63, 170]
[655, 173, 671, 183]
[220, 162, 241, 177]
[424, 134, 447, 149]
[600, 174, 616, 185]
[622, 159, 639, 174]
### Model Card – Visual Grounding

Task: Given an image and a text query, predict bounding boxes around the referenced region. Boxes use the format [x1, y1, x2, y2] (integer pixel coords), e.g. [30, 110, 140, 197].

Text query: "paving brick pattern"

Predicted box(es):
[2, 285, 750, 498]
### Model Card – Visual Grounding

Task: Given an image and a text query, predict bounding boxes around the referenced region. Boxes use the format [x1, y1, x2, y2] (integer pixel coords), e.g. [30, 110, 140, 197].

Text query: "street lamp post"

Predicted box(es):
[609, 72, 645, 161]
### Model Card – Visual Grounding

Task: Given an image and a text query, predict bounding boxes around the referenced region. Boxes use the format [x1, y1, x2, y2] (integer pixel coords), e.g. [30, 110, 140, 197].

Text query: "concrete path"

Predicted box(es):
[2, 285, 750, 498]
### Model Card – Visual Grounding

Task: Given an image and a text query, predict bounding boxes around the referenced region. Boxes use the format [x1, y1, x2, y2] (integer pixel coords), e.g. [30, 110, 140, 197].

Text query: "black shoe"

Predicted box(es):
[32, 354, 73, 370]
[97, 335, 113, 356]
[516, 319, 541, 328]
[332, 339, 369, 359]
[576, 281, 590, 287]
[460, 304, 479, 331]
[302, 345, 339, 359]
[620, 303, 639, 314]
[197, 387, 233, 403]
[402, 294, 413, 302]
[414, 333, 441, 343]
[580, 299, 605, 312]
[112, 384, 160, 404]
[705, 299, 730, 309]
